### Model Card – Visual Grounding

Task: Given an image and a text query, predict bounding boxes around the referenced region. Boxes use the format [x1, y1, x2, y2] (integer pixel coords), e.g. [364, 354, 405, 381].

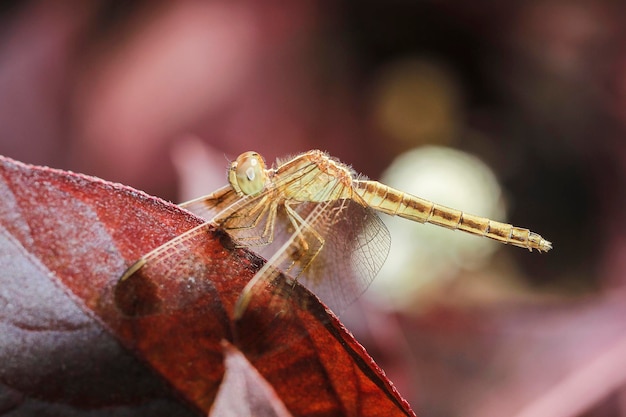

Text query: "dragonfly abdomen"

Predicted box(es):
[454, 212, 551, 252]
[354, 180, 433, 222]
[354, 180, 551, 252]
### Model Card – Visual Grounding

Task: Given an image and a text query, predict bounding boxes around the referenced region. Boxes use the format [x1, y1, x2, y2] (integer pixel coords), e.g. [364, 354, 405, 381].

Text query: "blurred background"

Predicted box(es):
[1, 1, 626, 416]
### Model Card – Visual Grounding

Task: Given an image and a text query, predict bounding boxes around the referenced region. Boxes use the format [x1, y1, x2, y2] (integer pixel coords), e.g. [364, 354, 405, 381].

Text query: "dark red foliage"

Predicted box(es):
[0, 155, 415, 417]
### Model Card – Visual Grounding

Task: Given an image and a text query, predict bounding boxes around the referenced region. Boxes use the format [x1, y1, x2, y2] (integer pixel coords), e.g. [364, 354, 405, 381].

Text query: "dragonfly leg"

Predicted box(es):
[219, 196, 280, 247]
[282, 202, 325, 278]
[261, 199, 278, 244]
[233, 202, 326, 319]
[219, 194, 269, 228]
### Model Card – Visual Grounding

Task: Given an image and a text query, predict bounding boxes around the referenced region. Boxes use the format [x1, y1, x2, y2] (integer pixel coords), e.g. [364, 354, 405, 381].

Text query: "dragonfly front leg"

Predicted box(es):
[220, 196, 279, 247]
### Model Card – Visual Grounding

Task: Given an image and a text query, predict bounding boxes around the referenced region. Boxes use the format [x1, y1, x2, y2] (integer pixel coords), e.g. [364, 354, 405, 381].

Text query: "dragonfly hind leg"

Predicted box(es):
[233, 202, 326, 319]
[282, 202, 326, 280]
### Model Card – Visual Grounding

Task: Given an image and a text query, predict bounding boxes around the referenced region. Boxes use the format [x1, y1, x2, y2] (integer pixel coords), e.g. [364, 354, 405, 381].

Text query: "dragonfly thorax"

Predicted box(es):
[274, 150, 356, 203]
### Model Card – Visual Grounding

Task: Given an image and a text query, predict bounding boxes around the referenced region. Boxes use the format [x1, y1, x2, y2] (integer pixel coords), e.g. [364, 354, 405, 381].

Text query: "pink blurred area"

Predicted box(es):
[2, 1, 626, 416]
[0, 0, 367, 197]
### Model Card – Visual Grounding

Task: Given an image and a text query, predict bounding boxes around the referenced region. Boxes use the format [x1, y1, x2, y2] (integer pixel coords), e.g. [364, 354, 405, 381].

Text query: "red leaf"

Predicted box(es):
[0, 155, 415, 417]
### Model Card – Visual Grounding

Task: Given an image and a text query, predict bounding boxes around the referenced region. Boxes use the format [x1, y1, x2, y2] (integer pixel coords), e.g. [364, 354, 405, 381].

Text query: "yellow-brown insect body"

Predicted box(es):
[271, 150, 354, 203]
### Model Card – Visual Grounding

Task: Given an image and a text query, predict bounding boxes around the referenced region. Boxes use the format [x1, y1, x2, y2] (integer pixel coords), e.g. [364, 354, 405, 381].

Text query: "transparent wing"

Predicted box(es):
[117, 158, 330, 315]
[114, 223, 239, 316]
[238, 196, 391, 316]
[179, 185, 239, 221]
[288, 199, 391, 314]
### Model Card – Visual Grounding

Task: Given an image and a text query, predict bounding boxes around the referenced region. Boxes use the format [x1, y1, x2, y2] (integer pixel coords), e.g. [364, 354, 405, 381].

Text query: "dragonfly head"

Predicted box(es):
[229, 151, 268, 196]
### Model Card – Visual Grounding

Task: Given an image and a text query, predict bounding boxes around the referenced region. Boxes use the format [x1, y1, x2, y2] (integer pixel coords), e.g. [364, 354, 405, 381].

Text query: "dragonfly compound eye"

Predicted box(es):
[229, 151, 268, 196]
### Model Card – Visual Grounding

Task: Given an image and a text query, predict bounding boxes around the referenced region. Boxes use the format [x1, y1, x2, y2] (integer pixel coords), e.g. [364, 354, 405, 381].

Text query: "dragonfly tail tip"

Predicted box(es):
[539, 238, 553, 253]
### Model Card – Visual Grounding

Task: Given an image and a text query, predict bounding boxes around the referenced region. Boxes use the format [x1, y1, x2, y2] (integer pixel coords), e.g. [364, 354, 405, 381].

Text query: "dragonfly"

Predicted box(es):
[119, 150, 552, 317]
